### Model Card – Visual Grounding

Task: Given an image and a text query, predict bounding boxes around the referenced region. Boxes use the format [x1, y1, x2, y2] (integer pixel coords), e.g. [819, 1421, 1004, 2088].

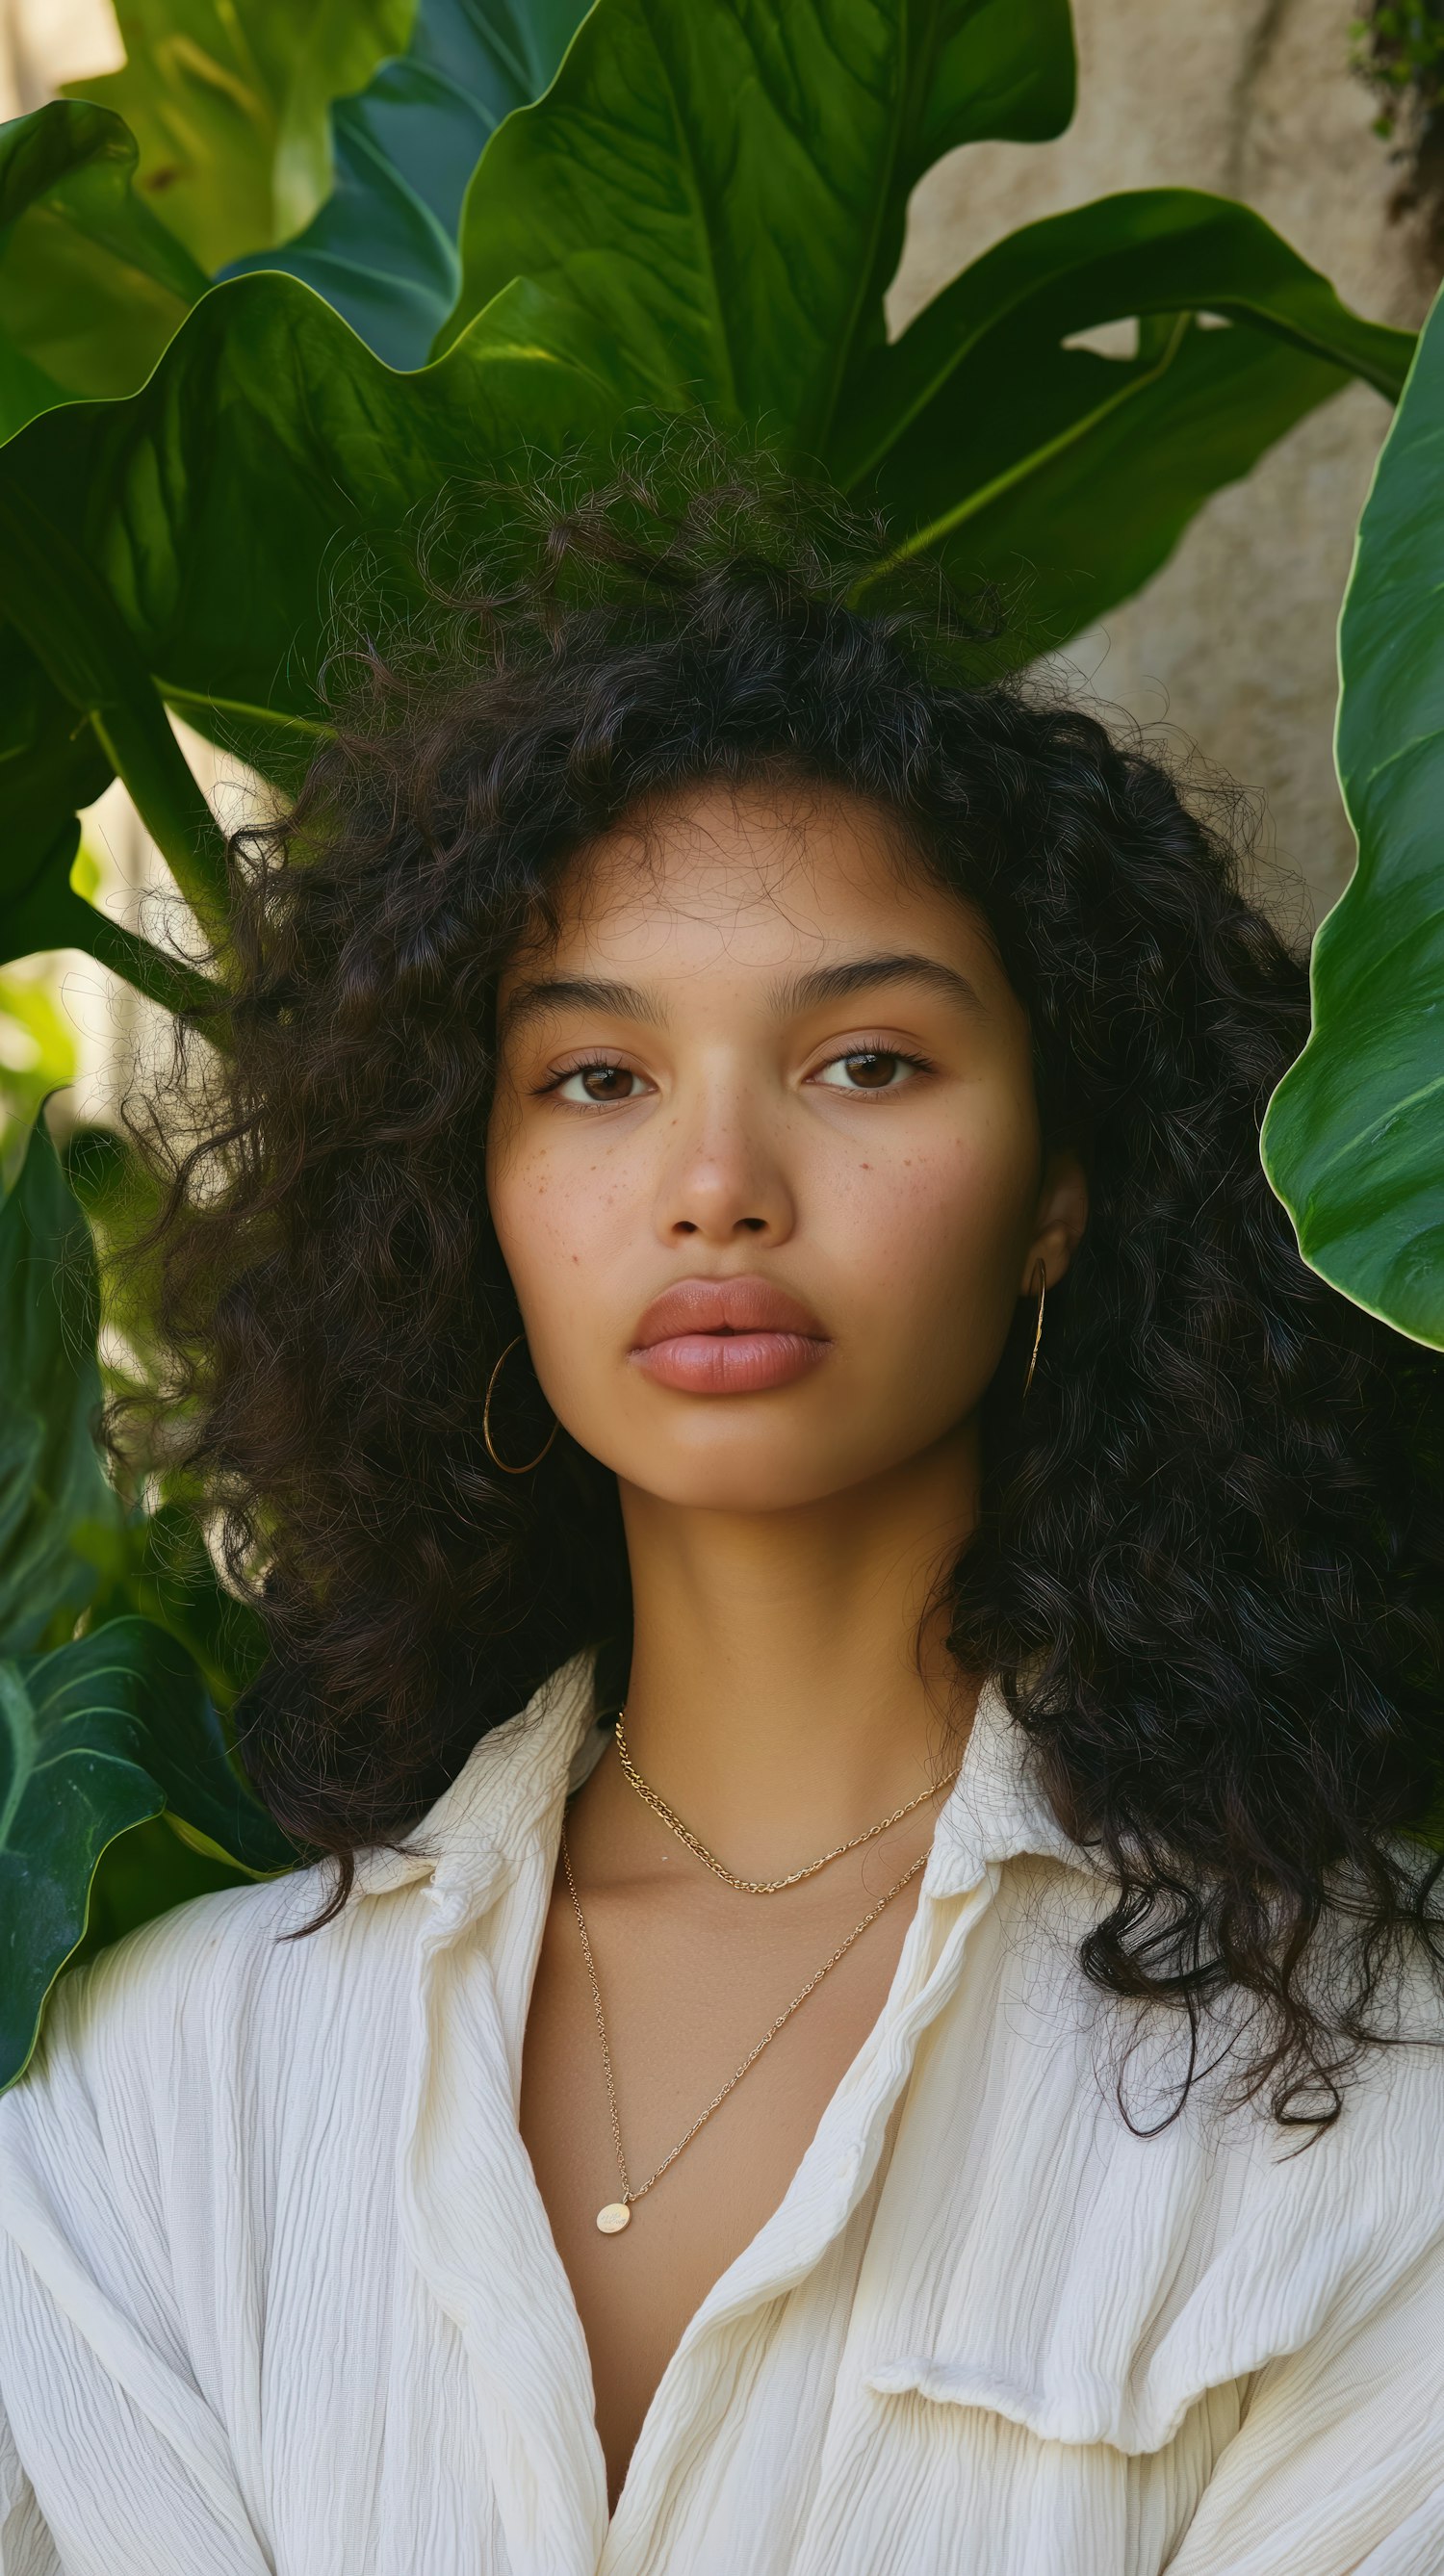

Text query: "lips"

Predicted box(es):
[629, 1274, 833, 1396]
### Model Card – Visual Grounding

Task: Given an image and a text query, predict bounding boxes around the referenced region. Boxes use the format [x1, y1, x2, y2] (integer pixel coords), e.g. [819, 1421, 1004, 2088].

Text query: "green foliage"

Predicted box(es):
[223, 0, 596, 368]
[66, 1808, 269, 1976]
[437, 0, 1078, 439]
[0, 1102, 127, 1657]
[61, 0, 418, 271]
[1351, 2, 1444, 140]
[0, 375, 233, 994]
[1261, 283, 1444, 1351]
[0, 101, 206, 441]
[0, 1616, 295, 2088]
[834, 190, 1405, 640]
[0, 1109, 295, 2089]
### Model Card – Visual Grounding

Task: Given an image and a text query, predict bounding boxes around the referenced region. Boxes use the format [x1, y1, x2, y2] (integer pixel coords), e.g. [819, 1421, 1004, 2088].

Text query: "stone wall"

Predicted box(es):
[0, 0, 118, 117]
[889, 0, 1439, 936]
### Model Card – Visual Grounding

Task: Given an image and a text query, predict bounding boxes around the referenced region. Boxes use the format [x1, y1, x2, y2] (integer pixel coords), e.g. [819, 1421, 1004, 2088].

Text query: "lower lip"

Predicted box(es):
[631, 1330, 832, 1394]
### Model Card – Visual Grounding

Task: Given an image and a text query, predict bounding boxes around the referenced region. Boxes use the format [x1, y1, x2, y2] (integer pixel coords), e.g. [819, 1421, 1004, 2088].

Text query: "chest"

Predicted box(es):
[189, 1866, 1263, 2575]
[517, 1864, 924, 2512]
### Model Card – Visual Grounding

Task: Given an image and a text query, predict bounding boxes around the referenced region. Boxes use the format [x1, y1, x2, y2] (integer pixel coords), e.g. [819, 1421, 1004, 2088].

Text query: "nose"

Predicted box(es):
[652, 1069, 797, 1247]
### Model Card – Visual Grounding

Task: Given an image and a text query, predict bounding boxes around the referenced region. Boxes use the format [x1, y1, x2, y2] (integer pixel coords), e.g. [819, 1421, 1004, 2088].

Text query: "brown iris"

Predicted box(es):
[838, 1051, 900, 1089]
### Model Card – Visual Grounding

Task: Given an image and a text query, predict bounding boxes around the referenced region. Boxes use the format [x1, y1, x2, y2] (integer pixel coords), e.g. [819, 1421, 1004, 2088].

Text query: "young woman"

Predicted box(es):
[1, 443, 1442, 2576]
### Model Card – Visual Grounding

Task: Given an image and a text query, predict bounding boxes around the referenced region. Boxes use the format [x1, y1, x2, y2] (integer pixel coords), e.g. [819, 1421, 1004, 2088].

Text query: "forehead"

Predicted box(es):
[505, 779, 1001, 985]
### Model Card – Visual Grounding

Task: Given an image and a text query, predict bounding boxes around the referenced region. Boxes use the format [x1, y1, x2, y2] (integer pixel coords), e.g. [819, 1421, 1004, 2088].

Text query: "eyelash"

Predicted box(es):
[534, 1043, 937, 1105]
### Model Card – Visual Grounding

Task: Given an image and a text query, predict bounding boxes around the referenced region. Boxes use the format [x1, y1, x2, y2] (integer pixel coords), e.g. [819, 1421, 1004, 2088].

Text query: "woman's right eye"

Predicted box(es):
[551, 1062, 651, 1104]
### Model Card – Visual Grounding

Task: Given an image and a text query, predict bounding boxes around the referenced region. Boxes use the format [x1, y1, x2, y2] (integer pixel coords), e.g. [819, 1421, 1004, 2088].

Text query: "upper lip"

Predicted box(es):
[631, 1275, 830, 1350]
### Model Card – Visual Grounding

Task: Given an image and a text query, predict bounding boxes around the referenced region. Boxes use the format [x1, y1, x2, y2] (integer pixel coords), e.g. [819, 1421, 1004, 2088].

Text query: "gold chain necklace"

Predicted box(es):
[559, 1819, 929, 2234]
[612, 1711, 960, 1893]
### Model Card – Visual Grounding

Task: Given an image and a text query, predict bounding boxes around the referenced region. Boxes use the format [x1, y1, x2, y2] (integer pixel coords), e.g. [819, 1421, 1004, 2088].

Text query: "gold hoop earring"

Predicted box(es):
[482, 1333, 559, 1473]
[1021, 1260, 1045, 1403]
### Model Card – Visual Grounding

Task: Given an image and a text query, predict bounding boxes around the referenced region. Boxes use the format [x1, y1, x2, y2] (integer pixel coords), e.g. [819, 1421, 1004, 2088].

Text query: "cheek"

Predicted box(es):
[827, 1115, 1032, 1315]
[486, 1132, 620, 1315]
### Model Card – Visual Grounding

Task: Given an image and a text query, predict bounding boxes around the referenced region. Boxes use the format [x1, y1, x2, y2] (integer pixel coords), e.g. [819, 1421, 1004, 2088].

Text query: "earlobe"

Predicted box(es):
[1020, 1257, 1046, 1401]
[1025, 1148, 1089, 1294]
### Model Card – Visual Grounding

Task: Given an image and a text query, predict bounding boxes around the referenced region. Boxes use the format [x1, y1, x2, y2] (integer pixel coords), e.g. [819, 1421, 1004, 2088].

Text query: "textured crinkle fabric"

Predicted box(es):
[1, 1651, 1442, 2576]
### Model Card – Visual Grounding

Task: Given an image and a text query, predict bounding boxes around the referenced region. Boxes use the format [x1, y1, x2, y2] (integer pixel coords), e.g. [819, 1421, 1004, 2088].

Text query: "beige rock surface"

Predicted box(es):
[888, 0, 1440, 936]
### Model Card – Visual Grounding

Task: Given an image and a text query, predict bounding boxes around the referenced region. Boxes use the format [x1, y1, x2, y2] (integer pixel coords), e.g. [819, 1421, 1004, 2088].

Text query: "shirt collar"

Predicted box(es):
[347, 1647, 1096, 1916]
[348, 1649, 601, 1905]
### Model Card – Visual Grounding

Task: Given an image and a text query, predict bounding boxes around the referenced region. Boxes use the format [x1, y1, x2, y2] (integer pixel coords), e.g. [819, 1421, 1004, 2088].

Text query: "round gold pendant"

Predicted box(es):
[596, 2201, 632, 2234]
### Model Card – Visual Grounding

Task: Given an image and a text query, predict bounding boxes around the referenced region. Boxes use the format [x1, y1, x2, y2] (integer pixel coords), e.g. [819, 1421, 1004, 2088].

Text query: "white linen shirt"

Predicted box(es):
[1, 1648, 1442, 2576]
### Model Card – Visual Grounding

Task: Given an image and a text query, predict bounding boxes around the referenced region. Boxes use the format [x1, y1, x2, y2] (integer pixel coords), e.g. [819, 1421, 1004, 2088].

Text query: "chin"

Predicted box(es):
[613, 1434, 890, 1516]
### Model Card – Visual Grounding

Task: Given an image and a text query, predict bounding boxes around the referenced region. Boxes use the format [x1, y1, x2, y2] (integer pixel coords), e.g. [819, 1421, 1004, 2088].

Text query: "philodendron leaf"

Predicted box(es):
[223, 0, 595, 369]
[0, 623, 198, 1029]
[837, 187, 1406, 490]
[0, 637, 115, 965]
[838, 190, 1412, 650]
[1260, 284, 1444, 1350]
[436, 0, 1076, 450]
[0, 101, 207, 443]
[0, 1104, 126, 1657]
[0, 1616, 297, 2090]
[431, 1, 1405, 657]
[62, 0, 417, 273]
[0, 270, 641, 765]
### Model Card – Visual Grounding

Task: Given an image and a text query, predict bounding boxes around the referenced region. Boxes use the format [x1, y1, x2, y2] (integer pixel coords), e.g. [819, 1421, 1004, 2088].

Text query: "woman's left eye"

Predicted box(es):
[812, 1049, 926, 1094]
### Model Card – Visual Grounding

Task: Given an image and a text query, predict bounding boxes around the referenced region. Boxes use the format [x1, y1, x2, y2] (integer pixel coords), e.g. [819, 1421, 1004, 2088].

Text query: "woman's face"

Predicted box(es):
[486, 780, 1088, 1513]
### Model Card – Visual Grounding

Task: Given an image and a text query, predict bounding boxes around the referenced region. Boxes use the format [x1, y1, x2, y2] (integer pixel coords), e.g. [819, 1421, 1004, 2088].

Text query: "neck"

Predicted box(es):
[610, 1427, 983, 1879]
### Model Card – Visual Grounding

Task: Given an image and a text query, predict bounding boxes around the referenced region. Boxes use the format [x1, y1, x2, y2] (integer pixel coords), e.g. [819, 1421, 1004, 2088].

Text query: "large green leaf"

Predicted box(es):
[223, 0, 595, 368]
[836, 188, 1406, 487]
[0, 359, 236, 946]
[0, 635, 207, 1027]
[0, 268, 625, 987]
[0, 1120, 296, 2091]
[0, 1105, 126, 1658]
[67, 1809, 268, 1977]
[436, 0, 1077, 449]
[1260, 285, 1444, 1349]
[0, 1615, 297, 2090]
[0, 637, 113, 953]
[0, 101, 207, 443]
[0, 103, 211, 992]
[0, 270, 635, 751]
[62, 0, 418, 274]
[434, 9, 1405, 649]
[838, 191, 1411, 646]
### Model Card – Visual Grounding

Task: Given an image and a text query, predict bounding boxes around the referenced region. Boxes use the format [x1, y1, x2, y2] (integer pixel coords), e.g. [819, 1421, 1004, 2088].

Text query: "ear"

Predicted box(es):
[1019, 1146, 1089, 1296]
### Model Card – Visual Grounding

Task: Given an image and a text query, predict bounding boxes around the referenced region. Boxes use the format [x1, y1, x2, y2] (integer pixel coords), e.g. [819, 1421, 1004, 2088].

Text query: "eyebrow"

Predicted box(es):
[499, 975, 671, 1041]
[767, 954, 987, 1018]
[499, 951, 985, 1041]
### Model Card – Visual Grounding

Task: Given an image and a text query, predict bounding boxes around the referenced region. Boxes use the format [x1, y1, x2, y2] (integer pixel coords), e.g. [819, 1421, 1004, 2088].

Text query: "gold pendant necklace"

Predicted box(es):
[611, 1711, 960, 1893]
[559, 1820, 931, 2234]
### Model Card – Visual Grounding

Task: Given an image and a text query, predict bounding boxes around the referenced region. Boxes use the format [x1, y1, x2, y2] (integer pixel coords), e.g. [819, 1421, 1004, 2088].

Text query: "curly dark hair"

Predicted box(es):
[107, 423, 1444, 2135]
